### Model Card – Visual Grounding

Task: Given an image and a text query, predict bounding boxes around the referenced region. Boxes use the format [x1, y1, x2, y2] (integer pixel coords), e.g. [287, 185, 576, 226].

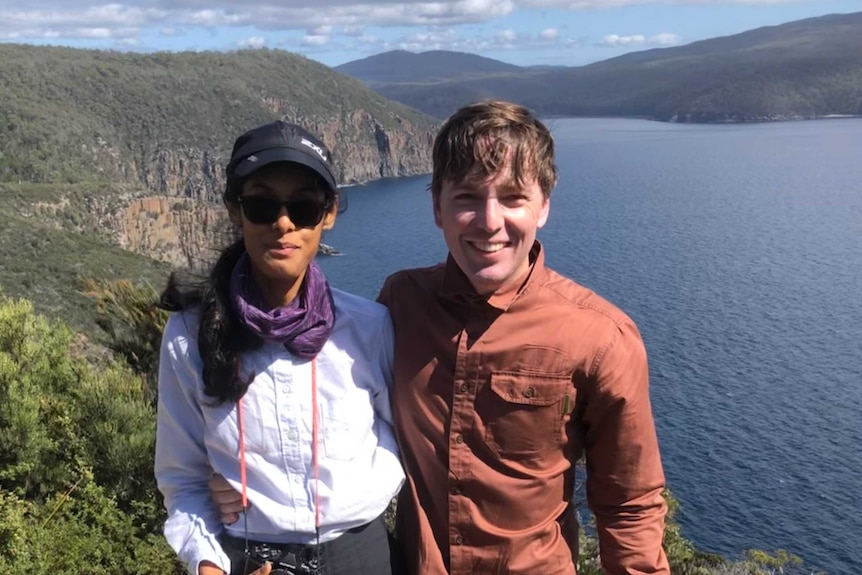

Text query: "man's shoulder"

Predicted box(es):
[538, 267, 637, 330]
[381, 263, 446, 296]
[385, 263, 445, 285]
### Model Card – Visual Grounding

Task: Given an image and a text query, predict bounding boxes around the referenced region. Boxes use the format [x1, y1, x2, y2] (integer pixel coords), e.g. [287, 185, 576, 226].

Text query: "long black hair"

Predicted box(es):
[158, 174, 261, 404]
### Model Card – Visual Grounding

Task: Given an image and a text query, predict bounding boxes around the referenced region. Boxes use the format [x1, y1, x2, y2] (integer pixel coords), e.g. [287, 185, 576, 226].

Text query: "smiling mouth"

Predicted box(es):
[469, 241, 507, 253]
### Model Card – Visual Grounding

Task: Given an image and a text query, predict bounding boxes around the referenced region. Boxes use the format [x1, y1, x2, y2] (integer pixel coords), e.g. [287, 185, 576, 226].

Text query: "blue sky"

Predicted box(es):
[0, 0, 858, 67]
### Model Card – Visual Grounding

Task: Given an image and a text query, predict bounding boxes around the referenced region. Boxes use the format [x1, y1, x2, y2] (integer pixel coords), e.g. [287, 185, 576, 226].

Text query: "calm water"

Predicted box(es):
[318, 117, 862, 574]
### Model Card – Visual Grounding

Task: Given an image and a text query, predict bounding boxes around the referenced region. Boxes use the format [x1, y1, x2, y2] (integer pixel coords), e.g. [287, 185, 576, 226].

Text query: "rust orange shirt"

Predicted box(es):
[377, 243, 669, 575]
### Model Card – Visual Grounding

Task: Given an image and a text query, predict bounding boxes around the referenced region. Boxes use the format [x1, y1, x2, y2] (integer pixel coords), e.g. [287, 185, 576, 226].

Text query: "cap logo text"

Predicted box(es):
[300, 138, 327, 162]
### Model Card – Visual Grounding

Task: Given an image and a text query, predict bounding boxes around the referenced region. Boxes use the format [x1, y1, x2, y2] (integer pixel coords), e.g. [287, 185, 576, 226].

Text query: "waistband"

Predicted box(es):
[220, 515, 383, 574]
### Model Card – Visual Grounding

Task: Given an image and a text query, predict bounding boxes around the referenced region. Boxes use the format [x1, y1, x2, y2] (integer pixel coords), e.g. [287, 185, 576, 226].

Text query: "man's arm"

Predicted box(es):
[583, 318, 670, 575]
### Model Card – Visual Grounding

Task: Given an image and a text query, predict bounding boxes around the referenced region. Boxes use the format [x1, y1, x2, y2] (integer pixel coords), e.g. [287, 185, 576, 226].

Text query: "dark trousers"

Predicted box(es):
[221, 514, 396, 575]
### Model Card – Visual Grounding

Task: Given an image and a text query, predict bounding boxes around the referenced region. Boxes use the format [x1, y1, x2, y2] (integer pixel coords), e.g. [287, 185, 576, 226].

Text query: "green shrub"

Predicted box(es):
[0, 293, 181, 574]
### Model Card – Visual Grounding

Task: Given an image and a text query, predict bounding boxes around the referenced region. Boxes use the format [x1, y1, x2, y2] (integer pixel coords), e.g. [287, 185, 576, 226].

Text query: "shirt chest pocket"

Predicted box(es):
[480, 371, 573, 456]
[204, 398, 272, 457]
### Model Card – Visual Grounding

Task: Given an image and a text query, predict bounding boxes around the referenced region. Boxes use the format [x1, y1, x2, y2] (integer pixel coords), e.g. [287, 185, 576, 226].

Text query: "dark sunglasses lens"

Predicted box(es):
[240, 197, 281, 224]
[240, 198, 325, 228]
[286, 200, 325, 228]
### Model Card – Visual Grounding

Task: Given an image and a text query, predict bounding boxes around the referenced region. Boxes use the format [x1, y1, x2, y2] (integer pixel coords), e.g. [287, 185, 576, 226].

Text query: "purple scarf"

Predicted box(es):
[229, 252, 335, 359]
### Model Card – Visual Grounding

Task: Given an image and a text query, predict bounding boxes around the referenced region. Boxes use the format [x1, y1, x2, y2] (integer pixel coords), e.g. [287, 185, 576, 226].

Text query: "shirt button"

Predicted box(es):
[294, 476, 302, 484]
[451, 485, 461, 495]
[523, 387, 536, 398]
[288, 430, 298, 441]
[454, 536, 464, 545]
[455, 434, 464, 444]
[459, 383, 468, 393]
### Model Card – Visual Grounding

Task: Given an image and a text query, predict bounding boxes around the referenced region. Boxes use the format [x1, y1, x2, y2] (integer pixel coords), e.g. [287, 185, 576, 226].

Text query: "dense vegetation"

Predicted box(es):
[0, 290, 179, 574]
[0, 284, 824, 574]
[0, 44, 434, 187]
[0, 182, 173, 333]
[340, 12, 862, 122]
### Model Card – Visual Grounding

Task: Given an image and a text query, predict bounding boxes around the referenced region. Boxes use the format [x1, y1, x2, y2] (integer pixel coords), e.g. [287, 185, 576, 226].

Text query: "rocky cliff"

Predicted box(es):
[0, 44, 437, 270]
[98, 107, 434, 268]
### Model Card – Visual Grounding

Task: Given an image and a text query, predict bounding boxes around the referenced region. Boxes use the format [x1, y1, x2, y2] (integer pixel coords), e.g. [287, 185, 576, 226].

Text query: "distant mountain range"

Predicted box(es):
[335, 49, 522, 84]
[335, 12, 862, 122]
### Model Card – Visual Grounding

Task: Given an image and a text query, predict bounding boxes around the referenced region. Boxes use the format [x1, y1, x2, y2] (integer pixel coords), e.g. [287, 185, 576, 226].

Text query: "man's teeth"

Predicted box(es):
[472, 242, 506, 253]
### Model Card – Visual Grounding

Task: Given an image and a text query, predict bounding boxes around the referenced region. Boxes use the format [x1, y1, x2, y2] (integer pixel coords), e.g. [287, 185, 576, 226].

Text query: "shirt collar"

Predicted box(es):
[439, 241, 546, 311]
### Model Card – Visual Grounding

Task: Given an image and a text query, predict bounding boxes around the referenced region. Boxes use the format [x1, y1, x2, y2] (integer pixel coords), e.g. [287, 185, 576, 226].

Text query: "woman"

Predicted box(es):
[154, 121, 404, 575]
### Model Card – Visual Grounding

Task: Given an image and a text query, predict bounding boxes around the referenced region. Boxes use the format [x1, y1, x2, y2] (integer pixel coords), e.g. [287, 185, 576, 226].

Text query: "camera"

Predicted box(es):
[241, 543, 321, 575]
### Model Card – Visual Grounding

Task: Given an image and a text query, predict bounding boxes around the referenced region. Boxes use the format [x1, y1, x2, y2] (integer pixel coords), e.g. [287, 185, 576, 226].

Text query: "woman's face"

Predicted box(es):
[231, 162, 337, 307]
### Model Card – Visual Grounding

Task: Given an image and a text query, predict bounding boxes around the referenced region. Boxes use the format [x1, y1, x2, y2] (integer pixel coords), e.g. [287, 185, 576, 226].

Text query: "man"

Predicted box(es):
[213, 100, 669, 574]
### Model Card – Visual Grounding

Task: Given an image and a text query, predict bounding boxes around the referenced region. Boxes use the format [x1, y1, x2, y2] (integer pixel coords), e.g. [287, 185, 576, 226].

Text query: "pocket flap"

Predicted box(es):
[489, 372, 570, 406]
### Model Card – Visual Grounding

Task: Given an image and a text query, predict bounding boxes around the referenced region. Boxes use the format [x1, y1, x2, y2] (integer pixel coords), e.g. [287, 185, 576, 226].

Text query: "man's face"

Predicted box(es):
[434, 163, 550, 295]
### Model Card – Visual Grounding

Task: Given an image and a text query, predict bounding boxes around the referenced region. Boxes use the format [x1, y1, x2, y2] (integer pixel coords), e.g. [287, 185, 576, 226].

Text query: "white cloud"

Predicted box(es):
[311, 24, 333, 36]
[0, 0, 767, 51]
[0, 24, 138, 40]
[374, 24, 580, 54]
[495, 29, 517, 42]
[340, 24, 366, 36]
[0, 4, 162, 42]
[357, 34, 379, 44]
[0, 1, 523, 43]
[599, 32, 681, 46]
[395, 27, 458, 50]
[651, 32, 681, 45]
[237, 35, 266, 48]
[539, 27, 559, 41]
[302, 34, 329, 46]
[601, 33, 646, 46]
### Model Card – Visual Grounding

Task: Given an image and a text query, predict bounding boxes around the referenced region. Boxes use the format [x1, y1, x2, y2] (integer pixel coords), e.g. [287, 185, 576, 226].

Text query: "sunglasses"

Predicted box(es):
[237, 196, 329, 228]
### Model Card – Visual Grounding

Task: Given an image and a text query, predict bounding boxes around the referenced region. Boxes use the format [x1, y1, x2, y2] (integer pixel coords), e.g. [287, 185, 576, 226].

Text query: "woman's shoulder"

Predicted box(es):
[331, 288, 388, 318]
[162, 309, 202, 355]
[330, 288, 391, 330]
[327, 288, 394, 366]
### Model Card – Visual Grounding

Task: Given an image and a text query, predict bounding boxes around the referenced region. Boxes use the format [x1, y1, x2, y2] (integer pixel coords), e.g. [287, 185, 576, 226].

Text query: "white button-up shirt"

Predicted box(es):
[155, 288, 405, 575]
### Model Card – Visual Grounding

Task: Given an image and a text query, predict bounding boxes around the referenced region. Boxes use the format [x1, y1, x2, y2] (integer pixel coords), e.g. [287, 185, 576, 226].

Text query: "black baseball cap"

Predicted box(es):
[225, 121, 337, 192]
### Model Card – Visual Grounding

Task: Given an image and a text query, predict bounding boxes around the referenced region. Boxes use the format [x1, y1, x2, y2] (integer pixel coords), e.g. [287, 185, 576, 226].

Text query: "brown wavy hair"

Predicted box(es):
[430, 100, 558, 199]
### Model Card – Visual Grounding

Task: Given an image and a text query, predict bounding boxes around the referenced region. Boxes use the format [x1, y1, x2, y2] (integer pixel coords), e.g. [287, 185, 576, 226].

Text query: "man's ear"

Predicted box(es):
[537, 196, 550, 229]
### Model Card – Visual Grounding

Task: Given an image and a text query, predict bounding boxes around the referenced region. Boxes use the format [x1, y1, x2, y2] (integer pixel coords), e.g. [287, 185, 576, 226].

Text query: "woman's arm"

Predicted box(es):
[370, 310, 397, 427]
[155, 315, 232, 575]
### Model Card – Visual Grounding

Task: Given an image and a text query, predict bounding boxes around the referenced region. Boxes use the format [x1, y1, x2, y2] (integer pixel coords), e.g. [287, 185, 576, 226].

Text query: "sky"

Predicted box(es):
[0, 0, 859, 68]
